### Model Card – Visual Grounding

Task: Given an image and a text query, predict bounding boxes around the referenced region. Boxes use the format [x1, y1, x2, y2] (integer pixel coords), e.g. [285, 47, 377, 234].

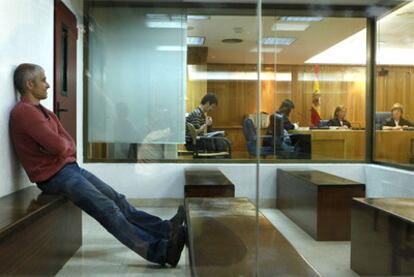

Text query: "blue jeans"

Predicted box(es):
[37, 162, 171, 264]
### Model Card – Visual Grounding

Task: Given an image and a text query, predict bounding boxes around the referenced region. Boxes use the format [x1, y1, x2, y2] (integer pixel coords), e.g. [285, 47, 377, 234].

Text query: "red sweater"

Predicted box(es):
[9, 97, 76, 183]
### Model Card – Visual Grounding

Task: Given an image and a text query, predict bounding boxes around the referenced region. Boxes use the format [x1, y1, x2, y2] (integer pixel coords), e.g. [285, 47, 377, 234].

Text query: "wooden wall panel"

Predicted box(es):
[376, 66, 414, 122]
[186, 64, 368, 129]
[185, 64, 414, 158]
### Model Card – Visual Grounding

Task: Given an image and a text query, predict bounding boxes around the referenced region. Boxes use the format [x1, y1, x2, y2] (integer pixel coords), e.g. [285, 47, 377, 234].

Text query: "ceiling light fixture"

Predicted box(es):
[279, 16, 323, 22]
[187, 15, 210, 20]
[187, 36, 205, 46]
[272, 23, 309, 32]
[262, 37, 296, 46]
[250, 47, 283, 53]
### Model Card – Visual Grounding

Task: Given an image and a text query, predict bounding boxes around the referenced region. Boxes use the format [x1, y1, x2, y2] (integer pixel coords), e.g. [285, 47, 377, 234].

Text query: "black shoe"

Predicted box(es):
[166, 225, 185, 267]
[169, 205, 185, 228]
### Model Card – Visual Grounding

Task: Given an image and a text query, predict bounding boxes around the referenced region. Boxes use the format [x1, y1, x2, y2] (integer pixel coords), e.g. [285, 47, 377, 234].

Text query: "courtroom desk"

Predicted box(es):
[351, 198, 414, 276]
[277, 169, 365, 241]
[290, 129, 365, 160]
[185, 170, 235, 197]
[375, 130, 414, 164]
[186, 197, 320, 277]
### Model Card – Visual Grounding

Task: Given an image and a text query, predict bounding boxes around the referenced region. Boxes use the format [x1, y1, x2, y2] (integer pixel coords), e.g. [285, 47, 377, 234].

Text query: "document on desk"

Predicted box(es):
[205, 131, 225, 137]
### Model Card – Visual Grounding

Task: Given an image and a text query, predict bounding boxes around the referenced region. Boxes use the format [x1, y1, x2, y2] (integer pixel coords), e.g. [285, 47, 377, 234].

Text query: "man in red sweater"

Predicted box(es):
[9, 63, 185, 267]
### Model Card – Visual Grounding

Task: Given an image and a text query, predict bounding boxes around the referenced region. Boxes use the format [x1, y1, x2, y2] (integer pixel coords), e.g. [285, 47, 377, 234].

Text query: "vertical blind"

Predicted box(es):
[88, 7, 187, 144]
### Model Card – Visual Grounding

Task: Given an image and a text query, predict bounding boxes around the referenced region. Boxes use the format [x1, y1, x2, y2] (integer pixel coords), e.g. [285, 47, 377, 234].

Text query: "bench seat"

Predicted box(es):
[185, 197, 320, 276]
[0, 186, 82, 276]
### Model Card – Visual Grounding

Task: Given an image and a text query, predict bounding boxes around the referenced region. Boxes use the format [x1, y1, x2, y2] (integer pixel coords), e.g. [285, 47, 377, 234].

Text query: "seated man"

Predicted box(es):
[9, 64, 185, 267]
[327, 105, 352, 129]
[185, 93, 227, 152]
[383, 103, 413, 130]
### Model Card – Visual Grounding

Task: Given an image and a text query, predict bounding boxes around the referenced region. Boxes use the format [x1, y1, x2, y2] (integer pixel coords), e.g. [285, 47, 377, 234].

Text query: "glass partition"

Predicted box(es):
[375, 1, 414, 167]
[85, 3, 368, 163]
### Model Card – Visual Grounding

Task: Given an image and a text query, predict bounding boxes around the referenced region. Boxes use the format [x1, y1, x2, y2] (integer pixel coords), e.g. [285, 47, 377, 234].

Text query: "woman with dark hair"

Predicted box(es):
[327, 105, 352, 129]
[266, 99, 300, 154]
[270, 99, 298, 133]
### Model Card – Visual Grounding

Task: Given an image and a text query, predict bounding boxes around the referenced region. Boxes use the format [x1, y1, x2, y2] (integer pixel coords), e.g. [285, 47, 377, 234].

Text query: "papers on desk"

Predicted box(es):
[205, 131, 225, 137]
[296, 127, 310, 131]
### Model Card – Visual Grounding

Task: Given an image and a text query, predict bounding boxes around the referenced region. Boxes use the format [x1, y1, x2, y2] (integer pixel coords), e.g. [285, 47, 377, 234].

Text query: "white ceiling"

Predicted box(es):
[187, 0, 414, 65]
[188, 16, 366, 64]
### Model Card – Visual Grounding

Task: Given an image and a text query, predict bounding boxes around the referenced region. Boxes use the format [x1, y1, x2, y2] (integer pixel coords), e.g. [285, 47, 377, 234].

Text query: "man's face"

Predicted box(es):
[28, 70, 50, 100]
[207, 103, 216, 113]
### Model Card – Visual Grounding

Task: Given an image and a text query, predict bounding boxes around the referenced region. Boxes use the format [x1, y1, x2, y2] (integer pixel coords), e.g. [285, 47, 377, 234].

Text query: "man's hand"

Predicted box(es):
[206, 116, 213, 126]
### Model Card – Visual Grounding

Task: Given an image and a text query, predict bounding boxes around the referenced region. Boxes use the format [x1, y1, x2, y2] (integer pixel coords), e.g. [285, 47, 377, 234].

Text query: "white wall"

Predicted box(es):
[83, 163, 367, 206]
[84, 162, 414, 206]
[0, 0, 54, 197]
[0, 0, 83, 197]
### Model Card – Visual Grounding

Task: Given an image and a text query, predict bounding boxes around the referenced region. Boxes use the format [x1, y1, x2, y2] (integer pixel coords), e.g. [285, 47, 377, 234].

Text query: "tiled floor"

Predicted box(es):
[57, 207, 359, 277]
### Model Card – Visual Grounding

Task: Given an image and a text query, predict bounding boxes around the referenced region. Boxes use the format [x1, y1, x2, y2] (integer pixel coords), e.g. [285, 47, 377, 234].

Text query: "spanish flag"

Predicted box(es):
[311, 64, 321, 127]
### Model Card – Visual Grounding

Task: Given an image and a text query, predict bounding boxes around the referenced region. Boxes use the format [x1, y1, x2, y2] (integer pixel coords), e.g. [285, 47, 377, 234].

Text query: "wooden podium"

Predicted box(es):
[277, 169, 365, 241]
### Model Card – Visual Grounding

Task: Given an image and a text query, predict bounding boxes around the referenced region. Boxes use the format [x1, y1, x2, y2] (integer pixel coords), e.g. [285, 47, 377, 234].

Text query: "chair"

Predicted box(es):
[375, 112, 390, 129]
[269, 113, 311, 159]
[242, 118, 274, 157]
[319, 119, 329, 128]
[186, 123, 231, 159]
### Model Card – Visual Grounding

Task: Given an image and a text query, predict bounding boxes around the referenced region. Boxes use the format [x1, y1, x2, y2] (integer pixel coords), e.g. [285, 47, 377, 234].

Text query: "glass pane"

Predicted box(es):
[260, 13, 366, 161]
[87, 6, 187, 160]
[375, 1, 414, 167]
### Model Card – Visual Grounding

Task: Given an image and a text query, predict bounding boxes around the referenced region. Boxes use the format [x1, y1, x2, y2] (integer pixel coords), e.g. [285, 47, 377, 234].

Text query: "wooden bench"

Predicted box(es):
[0, 186, 82, 276]
[277, 169, 365, 241]
[351, 198, 414, 276]
[185, 197, 320, 276]
[184, 170, 235, 198]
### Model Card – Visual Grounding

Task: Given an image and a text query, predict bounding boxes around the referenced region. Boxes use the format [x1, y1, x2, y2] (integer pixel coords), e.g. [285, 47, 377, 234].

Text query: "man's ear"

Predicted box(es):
[25, 79, 34, 91]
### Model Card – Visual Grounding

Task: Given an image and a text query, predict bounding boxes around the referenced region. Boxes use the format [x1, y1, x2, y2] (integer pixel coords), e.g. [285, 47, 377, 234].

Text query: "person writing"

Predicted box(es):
[185, 93, 217, 151]
[266, 99, 298, 151]
[9, 63, 185, 267]
[327, 105, 352, 129]
[383, 103, 413, 130]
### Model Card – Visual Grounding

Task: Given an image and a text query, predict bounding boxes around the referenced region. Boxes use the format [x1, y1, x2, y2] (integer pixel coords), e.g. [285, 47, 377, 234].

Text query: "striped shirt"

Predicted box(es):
[186, 107, 211, 142]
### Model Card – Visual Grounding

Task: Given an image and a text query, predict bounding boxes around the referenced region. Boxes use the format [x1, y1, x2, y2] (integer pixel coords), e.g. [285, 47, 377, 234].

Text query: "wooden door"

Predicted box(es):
[54, 0, 78, 144]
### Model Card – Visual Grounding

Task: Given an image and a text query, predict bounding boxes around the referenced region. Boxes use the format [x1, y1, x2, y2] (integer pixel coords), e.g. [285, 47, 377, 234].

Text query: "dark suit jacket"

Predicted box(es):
[383, 117, 413, 127]
[327, 118, 352, 128]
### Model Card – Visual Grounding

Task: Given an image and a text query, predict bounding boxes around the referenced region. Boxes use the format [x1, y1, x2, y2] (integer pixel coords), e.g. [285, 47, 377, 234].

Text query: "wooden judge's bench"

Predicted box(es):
[375, 130, 414, 164]
[290, 129, 365, 160]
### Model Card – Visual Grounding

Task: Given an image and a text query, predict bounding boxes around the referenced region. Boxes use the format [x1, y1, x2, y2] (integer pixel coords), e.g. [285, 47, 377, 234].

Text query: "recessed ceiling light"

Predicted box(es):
[279, 16, 323, 22]
[272, 23, 309, 32]
[222, 38, 243, 44]
[187, 36, 205, 46]
[250, 47, 283, 53]
[146, 21, 186, 29]
[156, 46, 187, 52]
[262, 37, 296, 46]
[188, 15, 210, 20]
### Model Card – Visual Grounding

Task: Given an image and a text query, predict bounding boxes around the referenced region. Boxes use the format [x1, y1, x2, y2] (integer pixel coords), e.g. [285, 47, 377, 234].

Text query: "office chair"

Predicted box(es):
[270, 113, 311, 159]
[319, 119, 329, 128]
[242, 117, 273, 157]
[186, 123, 231, 159]
[375, 112, 390, 129]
